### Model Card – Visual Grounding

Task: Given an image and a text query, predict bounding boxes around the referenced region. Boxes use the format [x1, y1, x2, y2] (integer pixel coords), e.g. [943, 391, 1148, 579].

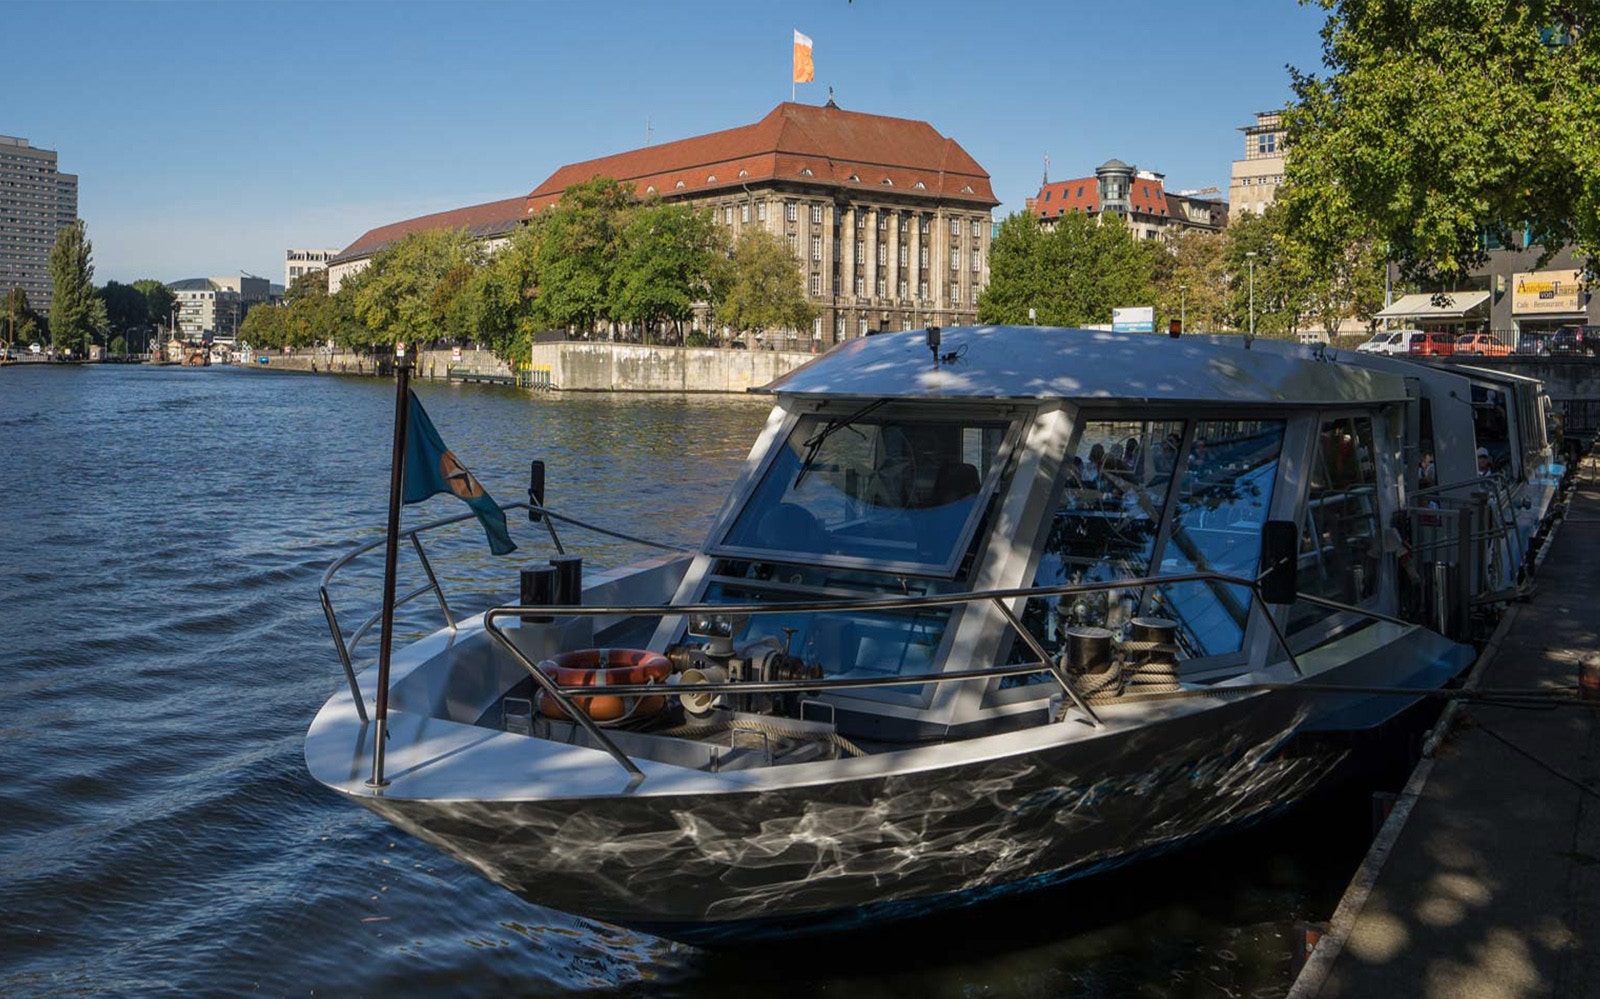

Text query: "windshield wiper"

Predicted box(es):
[794, 398, 890, 488]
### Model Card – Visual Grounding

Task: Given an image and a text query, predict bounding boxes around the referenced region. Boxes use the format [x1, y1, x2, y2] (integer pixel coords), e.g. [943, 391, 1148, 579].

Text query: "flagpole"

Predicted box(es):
[368, 344, 413, 789]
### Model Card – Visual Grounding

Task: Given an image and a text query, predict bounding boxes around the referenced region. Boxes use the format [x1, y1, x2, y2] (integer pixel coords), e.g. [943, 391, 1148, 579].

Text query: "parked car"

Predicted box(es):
[1406, 331, 1457, 357]
[1549, 324, 1600, 356]
[1356, 329, 1428, 355]
[1454, 333, 1511, 356]
[1515, 333, 1553, 356]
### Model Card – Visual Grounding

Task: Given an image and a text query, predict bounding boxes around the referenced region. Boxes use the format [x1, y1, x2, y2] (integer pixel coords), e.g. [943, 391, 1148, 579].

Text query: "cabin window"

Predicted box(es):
[715, 407, 1015, 576]
[1289, 416, 1381, 632]
[1472, 384, 1512, 476]
[1152, 420, 1286, 658]
[1020, 418, 1185, 656]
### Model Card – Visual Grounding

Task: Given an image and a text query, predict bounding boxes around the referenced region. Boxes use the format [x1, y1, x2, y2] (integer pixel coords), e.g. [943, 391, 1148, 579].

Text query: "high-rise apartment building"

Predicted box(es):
[1228, 112, 1287, 219]
[0, 134, 79, 315]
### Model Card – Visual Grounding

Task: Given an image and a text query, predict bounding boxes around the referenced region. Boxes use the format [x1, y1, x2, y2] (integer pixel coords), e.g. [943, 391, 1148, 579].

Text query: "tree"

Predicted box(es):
[4, 287, 41, 348]
[48, 221, 108, 353]
[976, 213, 1052, 324]
[284, 268, 329, 303]
[470, 223, 542, 363]
[239, 302, 291, 349]
[133, 279, 177, 334]
[715, 228, 817, 338]
[100, 280, 148, 333]
[350, 228, 482, 349]
[530, 176, 635, 334]
[610, 203, 721, 341]
[1285, 1, 1600, 284]
[976, 210, 1156, 328]
[1154, 229, 1229, 334]
[1223, 206, 1310, 339]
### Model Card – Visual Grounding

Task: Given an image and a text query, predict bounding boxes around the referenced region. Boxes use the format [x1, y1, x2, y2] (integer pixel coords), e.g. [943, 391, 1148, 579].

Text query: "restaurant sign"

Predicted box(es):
[1512, 269, 1585, 314]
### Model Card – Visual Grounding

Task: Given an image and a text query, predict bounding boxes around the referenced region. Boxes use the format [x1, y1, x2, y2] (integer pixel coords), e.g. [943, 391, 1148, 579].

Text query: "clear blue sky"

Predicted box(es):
[6, 0, 1329, 285]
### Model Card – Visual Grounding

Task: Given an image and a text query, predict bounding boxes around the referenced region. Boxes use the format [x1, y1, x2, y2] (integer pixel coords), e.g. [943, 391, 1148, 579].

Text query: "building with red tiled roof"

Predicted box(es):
[1029, 159, 1225, 241]
[327, 197, 527, 293]
[528, 101, 999, 342]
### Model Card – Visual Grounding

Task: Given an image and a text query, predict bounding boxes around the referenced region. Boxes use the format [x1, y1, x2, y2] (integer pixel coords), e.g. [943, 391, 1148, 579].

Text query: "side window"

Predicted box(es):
[1020, 418, 1185, 654]
[1154, 420, 1285, 658]
[1290, 416, 1382, 632]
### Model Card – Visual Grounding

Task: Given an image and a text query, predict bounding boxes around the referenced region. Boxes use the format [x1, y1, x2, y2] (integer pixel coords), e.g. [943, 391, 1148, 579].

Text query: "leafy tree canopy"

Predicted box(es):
[99, 280, 148, 331]
[351, 228, 482, 348]
[1285, 0, 1600, 284]
[49, 221, 109, 351]
[133, 279, 177, 333]
[977, 211, 1158, 327]
[610, 203, 723, 340]
[716, 228, 817, 336]
[4, 286, 41, 346]
[530, 176, 635, 333]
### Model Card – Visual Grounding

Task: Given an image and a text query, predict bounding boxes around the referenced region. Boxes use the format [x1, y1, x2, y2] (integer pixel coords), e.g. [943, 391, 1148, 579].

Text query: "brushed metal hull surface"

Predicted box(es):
[359, 691, 1332, 943]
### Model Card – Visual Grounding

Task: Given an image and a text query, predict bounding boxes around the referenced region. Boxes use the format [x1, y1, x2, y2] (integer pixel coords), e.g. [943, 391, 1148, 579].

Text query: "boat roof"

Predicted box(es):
[764, 327, 1411, 405]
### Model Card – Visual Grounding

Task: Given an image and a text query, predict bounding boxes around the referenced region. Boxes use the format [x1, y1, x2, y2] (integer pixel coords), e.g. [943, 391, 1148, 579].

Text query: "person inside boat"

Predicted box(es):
[1477, 447, 1493, 477]
[1419, 449, 1438, 489]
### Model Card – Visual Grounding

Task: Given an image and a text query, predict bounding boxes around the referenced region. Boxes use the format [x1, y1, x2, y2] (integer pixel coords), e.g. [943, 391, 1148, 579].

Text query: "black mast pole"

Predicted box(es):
[368, 343, 412, 788]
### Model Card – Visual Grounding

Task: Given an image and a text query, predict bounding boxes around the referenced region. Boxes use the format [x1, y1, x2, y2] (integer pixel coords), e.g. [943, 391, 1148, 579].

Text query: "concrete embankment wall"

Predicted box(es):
[529, 342, 815, 392]
[243, 348, 512, 380]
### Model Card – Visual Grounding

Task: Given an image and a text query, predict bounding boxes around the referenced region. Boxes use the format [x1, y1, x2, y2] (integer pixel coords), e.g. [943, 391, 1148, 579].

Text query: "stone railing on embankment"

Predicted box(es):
[529, 341, 816, 392]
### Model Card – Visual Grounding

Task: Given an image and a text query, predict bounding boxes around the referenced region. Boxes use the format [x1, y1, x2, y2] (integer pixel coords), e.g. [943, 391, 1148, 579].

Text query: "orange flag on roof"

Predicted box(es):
[793, 30, 814, 84]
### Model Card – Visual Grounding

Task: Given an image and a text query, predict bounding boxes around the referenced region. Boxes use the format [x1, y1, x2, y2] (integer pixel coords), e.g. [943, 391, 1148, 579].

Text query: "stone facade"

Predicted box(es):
[1228, 112, 1287, 219]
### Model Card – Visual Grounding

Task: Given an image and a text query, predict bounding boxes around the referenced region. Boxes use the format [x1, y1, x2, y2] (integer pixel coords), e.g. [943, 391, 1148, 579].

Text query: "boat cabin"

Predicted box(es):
[645, 327, 1416, 741]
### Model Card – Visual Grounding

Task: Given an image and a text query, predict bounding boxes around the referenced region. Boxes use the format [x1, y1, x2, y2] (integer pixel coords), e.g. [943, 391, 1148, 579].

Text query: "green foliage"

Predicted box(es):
[530, 176, 634, 334]
[133, 279, 177, 332]
[716, 228, 817, 336]
[284, 268, 329, 303]
[1285, 0, 1600, 283]
[239, 301, 290, 349]
[1154, 230, 1229, 334]
[977, 211, 1156, 327]
[242, 270, 361, 351]
[99, 280, 148, 331]
[109, 335, 126, 355]
[1223, 207, 1310, 338]
[610, 203, 722, 340]
[48, 221, 108, 352]
[351, 228, 482, 349]
[4, 287, 40, 347]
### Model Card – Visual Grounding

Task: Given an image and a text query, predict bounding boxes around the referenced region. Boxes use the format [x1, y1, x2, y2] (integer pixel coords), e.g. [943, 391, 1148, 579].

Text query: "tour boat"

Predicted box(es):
[306, 326, 1560, 944]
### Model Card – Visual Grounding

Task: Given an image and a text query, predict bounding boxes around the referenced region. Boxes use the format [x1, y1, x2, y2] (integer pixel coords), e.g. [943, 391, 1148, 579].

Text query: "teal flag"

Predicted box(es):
[402, 390, 517, 555]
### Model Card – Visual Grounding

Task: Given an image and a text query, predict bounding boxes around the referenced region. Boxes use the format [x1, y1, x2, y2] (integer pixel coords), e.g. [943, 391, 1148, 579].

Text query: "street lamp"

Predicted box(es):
[1245, 251, 1258, 346]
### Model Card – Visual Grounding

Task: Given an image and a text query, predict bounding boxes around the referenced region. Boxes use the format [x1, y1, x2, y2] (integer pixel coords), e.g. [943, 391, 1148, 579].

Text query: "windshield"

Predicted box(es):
[718, 406, 1014, 575]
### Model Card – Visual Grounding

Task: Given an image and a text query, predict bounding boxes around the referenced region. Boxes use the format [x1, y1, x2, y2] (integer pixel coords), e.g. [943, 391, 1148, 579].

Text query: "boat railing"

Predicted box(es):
[319, 501, 690, 722]
[476, 569, 1413, 780]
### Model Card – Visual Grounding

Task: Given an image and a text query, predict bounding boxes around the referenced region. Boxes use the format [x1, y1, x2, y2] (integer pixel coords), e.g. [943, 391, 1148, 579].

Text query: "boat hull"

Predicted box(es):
[356, 690, 1334, 944]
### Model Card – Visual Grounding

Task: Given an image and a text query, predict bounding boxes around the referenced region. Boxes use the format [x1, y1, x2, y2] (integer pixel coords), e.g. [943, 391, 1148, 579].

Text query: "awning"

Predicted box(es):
[1373, 290, 1490, 320]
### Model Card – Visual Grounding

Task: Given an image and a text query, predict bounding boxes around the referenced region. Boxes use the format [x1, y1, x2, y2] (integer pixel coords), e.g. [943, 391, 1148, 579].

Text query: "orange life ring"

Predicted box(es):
[534, 648, 672, 724]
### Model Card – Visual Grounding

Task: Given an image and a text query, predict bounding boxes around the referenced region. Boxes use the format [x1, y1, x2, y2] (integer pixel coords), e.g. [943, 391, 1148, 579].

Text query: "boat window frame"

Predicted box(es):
[706, 398, 1030, 580]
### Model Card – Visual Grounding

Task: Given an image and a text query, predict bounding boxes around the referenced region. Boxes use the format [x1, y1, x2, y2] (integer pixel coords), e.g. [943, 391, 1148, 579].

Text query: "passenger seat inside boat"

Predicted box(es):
[930, 461, 980, 506]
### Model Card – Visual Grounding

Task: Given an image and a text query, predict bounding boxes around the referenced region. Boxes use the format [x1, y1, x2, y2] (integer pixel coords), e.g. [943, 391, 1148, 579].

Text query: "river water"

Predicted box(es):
[1, 364, 1379, 998]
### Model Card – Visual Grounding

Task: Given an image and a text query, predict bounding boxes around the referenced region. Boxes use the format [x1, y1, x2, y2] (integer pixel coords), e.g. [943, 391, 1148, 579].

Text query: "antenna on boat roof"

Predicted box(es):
[926, 325, 941, 366]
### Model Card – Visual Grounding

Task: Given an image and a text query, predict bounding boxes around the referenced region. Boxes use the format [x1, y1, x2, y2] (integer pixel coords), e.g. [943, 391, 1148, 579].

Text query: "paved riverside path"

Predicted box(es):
[1301, 468, 1600, 998]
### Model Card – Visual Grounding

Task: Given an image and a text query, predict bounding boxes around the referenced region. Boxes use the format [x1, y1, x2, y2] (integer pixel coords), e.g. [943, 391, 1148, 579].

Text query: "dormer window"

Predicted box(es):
[675, 180, 685, 189]
[848, 173, 860, 182]
[881, 178, 894, 187]
[799, 167, 814, 176]
[645, 185, 657, 195]
[708, 175, 718, 183]
[737, 169, 748, 178]
[913, 181, 926, 190]
[961, 184, 974, 194]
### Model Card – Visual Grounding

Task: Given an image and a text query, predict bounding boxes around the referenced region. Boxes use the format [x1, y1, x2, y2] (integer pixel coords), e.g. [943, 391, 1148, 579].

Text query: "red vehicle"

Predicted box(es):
[1407, 331, 1457, 357]
[1455, 333, 1511, 356]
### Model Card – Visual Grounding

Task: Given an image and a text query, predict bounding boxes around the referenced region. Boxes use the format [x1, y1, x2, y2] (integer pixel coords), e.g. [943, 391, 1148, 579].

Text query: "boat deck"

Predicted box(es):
[1291, 456, 1600, 998]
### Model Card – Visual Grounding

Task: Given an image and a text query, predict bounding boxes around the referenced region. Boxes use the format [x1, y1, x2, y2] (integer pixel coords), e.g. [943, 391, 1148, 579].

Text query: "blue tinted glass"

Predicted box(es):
[1153, 420, 1285, 657]
[720, 411, 1011, 572]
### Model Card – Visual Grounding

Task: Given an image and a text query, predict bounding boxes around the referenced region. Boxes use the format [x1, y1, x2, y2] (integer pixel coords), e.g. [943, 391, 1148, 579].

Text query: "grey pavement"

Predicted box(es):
[1309, 465, 1600, 997]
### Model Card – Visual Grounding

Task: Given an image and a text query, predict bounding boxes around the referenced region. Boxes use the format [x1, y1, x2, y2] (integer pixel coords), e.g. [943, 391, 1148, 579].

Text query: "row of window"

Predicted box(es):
[1237, 175, 1284, 187]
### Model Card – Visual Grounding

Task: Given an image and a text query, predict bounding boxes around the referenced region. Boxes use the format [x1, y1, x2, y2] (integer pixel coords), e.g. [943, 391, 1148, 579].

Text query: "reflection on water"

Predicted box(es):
[0, 365, 1385, 998]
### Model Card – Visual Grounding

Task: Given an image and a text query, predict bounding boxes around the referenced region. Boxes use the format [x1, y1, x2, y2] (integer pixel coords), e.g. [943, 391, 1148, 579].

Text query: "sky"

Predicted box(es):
[4, 0, 1331, 286]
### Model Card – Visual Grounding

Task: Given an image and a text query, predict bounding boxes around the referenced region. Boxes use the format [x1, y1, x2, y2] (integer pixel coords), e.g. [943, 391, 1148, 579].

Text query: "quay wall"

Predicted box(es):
[529, 342, 815, 393]
[242, 348, 512, 380]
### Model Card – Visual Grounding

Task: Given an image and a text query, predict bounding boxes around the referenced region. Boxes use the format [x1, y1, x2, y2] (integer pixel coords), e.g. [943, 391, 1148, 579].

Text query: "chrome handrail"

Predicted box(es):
[480, 567, 1334, 778]
[320, 500, 694, 720]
